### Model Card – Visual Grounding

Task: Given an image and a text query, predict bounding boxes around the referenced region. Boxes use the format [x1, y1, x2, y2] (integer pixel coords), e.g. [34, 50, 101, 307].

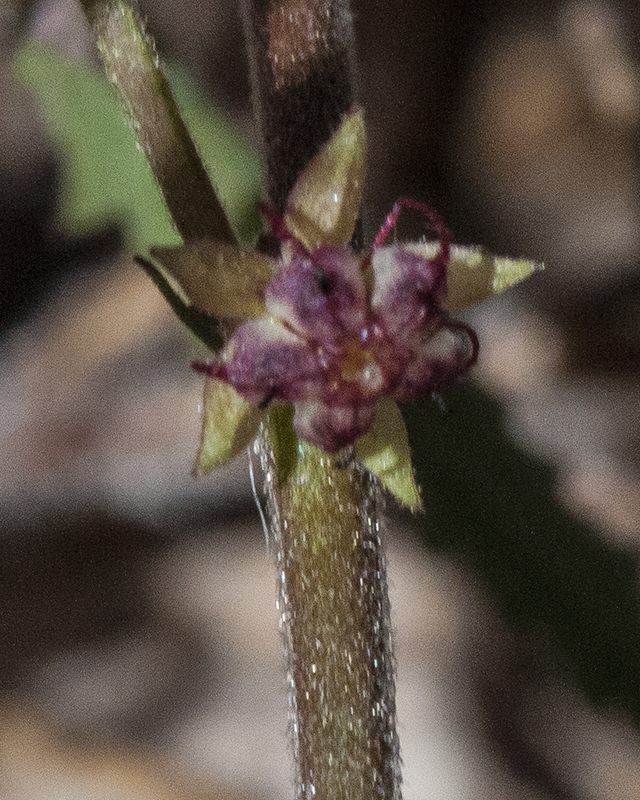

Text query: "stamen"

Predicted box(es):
[258, 201, 293, 244]
[373, 198, 450, 302]
[443, 318, 480, 371]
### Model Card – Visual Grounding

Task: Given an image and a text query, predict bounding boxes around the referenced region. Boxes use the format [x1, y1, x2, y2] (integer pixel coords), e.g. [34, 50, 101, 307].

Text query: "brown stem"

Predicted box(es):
[243, 1, 402, 797]
[79, 0, 236, 244]
[241, 0, 357, 212]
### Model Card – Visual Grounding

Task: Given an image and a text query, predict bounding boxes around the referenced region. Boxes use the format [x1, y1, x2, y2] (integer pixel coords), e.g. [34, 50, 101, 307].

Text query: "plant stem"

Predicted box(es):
[243, 1, 402, 797]
[263, 441, 401, 799]
[80, 0, 402, 795]
[79, 0, 235, 244]
[241, 0, 357, 212]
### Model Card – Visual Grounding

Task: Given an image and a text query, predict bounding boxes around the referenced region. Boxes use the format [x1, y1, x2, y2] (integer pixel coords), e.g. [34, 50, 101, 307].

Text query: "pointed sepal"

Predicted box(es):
[135, 254, 223, 351]
[150, 241, 274, 320]
[403, 242, 543, 311]
[193, 377, 263, 475]
[355, 398, 423, 511]
[285, 108, 366, 251]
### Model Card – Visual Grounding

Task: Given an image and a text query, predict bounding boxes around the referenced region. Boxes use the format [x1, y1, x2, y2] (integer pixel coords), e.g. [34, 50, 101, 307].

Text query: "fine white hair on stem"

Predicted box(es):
[248, 444, 270, 556]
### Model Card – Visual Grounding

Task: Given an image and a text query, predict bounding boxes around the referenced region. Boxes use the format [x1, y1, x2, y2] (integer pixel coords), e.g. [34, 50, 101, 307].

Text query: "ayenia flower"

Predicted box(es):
[149, 109, 540, 507]
[191, 197, 478, 453]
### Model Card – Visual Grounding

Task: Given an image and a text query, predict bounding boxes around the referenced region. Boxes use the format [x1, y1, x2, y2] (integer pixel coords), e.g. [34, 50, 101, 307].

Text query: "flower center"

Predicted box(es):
[339, 338, 384, 393]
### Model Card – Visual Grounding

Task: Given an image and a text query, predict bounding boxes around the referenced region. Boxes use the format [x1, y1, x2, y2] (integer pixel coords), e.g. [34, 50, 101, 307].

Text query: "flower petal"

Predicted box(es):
[293, 400, 375, 453]
[370, 245, 445, 342]
[222, 319, 323, 404]
[151, 241, 275, 319]
[265, 245, 367, 344]
[402, 241, 543, 312]
[285, 108, 366, 250]
[355, 398, 423, 511]
[392, 324, 477, 399]
[193, 377, 263, 475]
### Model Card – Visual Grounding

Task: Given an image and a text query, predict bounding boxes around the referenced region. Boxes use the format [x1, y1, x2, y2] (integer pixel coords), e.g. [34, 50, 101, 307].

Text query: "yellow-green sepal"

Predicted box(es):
[355, 398, 423, 511]
[193, 377, 263, 475]
[404, 242, 543, 311]
[446, 246, 543, 311]
[285, 108, 366, 251]
[150, 241, 274, 320]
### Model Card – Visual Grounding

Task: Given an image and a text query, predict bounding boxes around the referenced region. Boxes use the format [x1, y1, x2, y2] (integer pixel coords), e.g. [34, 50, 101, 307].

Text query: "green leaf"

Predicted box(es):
[14, 41, 261, 250]
[402, 385, 640, 724]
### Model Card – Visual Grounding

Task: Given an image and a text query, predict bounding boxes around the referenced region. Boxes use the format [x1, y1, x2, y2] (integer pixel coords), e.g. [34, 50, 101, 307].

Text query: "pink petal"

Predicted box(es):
[370, 245, 447, 342]
[392, 323, 478, 399]
[265, 245, 367, 346]
[216, 319, 323, 405]
[292, 400, 376, 452]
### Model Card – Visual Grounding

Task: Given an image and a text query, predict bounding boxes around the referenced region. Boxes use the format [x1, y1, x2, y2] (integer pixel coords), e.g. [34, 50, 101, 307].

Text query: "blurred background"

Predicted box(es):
[1, 0, 640, 798]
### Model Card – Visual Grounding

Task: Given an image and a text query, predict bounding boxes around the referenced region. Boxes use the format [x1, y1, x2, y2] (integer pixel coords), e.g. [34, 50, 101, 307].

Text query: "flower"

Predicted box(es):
[149, 109, 541, 507]
[192, 196, 478, 454]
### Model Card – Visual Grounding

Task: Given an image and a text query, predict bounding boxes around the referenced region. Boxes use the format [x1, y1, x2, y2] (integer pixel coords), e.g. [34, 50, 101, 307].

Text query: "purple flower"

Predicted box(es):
[193, 198, 478, 453]
[150, 108, 540, 505]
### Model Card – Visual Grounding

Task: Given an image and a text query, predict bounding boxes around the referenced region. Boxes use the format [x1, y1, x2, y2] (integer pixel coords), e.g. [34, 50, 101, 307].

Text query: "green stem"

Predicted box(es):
[79, 0, 235, 244]
[263, 441, 401, 799]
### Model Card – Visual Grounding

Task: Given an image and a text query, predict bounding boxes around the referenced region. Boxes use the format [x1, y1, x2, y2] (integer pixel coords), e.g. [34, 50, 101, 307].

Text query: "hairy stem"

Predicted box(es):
[243, 1, 401, 797]
[80, 0, 401, 795]
[263, 441, 401, 800]
[241, 0, 357, 212]
[79, 0, 235, 244]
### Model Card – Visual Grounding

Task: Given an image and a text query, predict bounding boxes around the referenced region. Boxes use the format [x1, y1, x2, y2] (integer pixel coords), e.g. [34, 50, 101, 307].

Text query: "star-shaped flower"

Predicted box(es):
[149, 109, 540, 508]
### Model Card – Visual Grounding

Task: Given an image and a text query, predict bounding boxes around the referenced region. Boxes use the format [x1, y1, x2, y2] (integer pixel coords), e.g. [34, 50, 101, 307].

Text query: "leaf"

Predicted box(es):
[14, 41, 261, 250]
[194, 378, 263, 475]
[285, 108, 366, 250]
[150, 241, 274, 319]
[355, 398, 422, 511]
[404, 242, 542, 311]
